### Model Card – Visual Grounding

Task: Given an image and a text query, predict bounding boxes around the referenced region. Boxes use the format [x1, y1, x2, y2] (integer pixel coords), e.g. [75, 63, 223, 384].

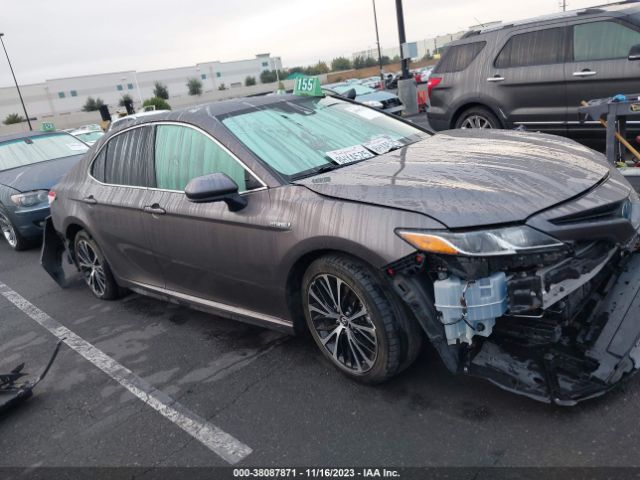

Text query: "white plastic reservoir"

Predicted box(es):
[434, 272, 508, 345]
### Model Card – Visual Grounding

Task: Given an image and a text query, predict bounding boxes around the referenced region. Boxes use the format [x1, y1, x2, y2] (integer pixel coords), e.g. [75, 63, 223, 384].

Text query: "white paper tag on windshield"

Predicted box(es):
[326, 145, 375, 165]
[345, 105, 382, 120]
[67, 143, 87, 151]
[363, 136, 403, 155]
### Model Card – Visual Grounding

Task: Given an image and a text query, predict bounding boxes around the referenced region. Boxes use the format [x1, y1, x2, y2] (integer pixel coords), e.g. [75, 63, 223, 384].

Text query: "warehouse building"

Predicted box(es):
[0, 53, 282, 119]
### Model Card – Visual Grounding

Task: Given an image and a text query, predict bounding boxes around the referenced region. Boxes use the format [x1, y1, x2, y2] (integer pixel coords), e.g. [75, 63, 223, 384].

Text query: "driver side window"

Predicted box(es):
[154, 124, 257, 192]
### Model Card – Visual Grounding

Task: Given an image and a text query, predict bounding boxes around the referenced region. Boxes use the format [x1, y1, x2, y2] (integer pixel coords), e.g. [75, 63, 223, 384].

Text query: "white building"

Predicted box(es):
[0, 53, 282, 120]
[352, 31, 468, 61]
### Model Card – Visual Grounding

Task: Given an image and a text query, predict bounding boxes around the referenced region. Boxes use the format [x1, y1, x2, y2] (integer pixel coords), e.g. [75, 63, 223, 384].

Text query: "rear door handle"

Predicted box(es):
[143, 204, 166, 215]
[487, 75, 505, 82]
[81, 195, 97, 205]
[573, 70, 597, 77]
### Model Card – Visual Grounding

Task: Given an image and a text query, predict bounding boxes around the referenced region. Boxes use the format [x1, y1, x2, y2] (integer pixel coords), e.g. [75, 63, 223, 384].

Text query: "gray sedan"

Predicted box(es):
[43, 94, 640, 404]
[323, 83, 404, 114]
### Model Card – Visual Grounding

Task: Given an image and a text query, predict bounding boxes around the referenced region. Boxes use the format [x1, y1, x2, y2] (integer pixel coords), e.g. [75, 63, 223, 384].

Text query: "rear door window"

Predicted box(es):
[495, 27, 566, 68]
[154, 124, 258, 192]
[93, 126, 154, 187]
[572, 21, 640, 61]
[433, 42, 486, 73]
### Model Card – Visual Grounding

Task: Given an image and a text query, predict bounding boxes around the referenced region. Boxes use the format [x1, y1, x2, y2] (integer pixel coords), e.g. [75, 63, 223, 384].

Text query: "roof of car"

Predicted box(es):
[458, 0, 640, 40]
[0, 130, 69, 144]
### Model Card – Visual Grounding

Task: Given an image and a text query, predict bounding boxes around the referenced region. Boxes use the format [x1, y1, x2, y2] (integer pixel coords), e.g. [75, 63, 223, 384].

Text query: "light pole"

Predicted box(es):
[0, 33, 32, 130]
[394, 0, 418, 115]
[372, 0, 385, 89]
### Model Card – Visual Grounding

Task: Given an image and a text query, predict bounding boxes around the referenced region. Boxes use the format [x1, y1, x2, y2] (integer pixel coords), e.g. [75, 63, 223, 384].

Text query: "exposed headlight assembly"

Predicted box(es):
[10, 190, 49, 207]
[396, 225, 564, 257]
[362, 100, 384, 109]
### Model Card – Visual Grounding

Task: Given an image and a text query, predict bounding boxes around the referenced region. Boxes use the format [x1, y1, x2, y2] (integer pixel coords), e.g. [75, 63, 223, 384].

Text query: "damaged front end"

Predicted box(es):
[389, 196, 640, 405]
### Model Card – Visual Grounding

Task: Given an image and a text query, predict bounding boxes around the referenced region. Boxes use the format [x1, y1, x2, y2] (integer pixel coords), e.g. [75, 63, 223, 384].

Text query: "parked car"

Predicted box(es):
[43, 94, 640, 404]
[0, 131, 89, 250]
[360, 76, 383, 89]
[427, 2, 640, 144]
[414, 66, 433, 84]
[70, 128, 104, 146]
[323, 83, 404, 114]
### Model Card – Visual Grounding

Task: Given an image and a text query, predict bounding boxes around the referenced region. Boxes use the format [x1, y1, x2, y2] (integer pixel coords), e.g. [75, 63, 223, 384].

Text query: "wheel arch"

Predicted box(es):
[450, 102, 504, 129]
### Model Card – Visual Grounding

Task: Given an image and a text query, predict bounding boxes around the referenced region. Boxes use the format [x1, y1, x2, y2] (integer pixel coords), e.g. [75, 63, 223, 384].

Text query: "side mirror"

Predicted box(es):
[184, 173, 247, 211]
[628, 44, 640, 61]
[342, 88, 357, 100]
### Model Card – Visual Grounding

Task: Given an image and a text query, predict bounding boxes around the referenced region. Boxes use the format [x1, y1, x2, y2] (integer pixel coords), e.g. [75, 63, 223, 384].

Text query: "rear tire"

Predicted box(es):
[302, 254, 422, 384]
[0, 208, 30, 251]
[74, 230, 123, 300]
[454, 106, 501, 130]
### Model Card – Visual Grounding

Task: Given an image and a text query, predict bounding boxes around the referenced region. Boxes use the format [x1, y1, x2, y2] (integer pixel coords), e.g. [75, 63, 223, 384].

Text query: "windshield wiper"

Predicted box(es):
[291, 163, 341, 180]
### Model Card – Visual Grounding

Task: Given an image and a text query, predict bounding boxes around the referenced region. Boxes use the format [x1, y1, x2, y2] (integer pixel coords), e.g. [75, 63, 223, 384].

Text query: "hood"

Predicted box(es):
[297, 130, 613, 229]
[0, 155, 84, 192]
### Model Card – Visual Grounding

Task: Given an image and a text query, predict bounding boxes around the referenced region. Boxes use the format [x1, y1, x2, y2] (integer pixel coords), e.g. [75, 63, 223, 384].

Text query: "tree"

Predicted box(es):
[307, 61, 329, 75]
[3, 113, 24, 125]
[330, 57, 352, 71]
[260, 70, 281, 83]
[245, 76, 256, 86]
[364, 57, 377, 68]
[186, 78, 202, 96]
[352, 56, 366, 69]
[153, 81, 169, 99]
[118, 94, 133, 107]
[391, 55, 401, 63]
[142, 97, 171, 111]
[380, 55, 391, 66]
[218, 83, 227, 91]
[82, 97, 104, 112]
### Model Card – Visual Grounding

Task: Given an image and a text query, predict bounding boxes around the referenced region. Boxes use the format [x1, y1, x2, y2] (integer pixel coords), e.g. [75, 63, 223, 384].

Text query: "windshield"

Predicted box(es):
[0, 133, 89, 171]
[220, 96, 427, 179]
[73, 131, 104, 143]
[331, 84, 375, 96]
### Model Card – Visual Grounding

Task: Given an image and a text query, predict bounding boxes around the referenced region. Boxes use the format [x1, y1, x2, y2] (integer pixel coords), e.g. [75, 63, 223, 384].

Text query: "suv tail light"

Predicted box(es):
[48, 190, 56, 205]
[427, 77, 442, 98]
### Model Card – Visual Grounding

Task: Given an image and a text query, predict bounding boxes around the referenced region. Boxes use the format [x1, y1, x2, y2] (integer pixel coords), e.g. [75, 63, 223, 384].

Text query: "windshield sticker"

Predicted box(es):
[345, 105, 382, 120]
[326, 145, 375, 165]
[66, 143, 87, 151]
[363, 136, 403, 155]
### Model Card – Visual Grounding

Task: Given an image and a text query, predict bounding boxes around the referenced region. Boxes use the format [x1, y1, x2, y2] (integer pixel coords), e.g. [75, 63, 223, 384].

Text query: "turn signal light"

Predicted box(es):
[397, 231, 459, 255]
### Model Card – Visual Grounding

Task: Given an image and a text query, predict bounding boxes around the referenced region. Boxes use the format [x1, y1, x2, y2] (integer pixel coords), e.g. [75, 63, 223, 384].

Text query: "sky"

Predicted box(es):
[0, 0, 612, 87]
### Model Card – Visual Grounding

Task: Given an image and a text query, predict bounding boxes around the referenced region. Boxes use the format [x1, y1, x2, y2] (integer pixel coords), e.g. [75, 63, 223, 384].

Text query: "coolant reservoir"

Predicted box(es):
[434, 273, 508, 345]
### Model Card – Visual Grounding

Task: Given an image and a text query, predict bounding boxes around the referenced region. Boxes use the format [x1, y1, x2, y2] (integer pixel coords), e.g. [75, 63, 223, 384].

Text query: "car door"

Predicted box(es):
[565, 18, 640, 139]
[87, 125, 164, 287]
[488, 24, 569, 133]
[141, 123, 275, 313]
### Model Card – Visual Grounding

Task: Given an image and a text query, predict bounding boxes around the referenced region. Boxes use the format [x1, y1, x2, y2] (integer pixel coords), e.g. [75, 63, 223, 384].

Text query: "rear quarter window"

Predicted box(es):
[495, 27, 566, 68]
[433, 41, 486, 73]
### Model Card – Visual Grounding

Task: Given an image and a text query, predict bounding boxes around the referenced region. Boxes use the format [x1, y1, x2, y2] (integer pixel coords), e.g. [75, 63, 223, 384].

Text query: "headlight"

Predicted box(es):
[10, 190, 49, 207]
[362, 100, 383, 109]
[396, 226, 564, 256]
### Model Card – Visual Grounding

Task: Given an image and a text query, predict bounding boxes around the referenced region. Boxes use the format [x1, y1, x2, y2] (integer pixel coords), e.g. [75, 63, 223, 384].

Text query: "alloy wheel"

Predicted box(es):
[0, 212, 17, 248]
[76, 239, 107, 297]
[460, 114, 493, 129]
[307, 274, 378, 373]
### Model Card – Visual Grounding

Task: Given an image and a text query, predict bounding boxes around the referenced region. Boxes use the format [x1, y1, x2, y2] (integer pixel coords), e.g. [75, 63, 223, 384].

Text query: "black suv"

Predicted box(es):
[427, 1, 640, 143]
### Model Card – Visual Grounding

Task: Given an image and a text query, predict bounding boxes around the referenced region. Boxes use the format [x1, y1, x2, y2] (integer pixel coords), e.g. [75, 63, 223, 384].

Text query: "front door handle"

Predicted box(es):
[487, 75, 505, 82]
[143, 204, 166, 215]
[573, 69, 597, 77]
[81, 195, 97, 205]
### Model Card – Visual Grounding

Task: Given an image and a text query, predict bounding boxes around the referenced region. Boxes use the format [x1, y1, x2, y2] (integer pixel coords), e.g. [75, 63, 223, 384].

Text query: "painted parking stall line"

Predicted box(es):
[0, 281, 252, 465]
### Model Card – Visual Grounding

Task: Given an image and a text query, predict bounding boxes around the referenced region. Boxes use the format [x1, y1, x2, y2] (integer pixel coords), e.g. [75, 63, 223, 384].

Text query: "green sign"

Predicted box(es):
[293, 76, 323, 97]
[40, 122, 55, 132]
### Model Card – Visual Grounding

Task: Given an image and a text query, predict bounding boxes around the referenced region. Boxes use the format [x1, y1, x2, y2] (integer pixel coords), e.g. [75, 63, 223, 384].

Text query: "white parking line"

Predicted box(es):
[0, 281, 252, 465]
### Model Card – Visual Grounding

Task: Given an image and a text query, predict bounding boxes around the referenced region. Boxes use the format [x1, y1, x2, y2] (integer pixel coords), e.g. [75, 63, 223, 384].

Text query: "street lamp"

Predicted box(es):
[0, 33, 32, 130]
[372, 0, 385, 89]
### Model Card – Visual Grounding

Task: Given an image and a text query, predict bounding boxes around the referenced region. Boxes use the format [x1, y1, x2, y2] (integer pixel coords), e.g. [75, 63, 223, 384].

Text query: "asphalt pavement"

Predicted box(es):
[1, 231, 640, 471]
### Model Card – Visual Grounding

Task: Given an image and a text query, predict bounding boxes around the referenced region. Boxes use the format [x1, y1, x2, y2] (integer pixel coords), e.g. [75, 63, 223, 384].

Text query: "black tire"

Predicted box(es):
[73, 230, 123, 300]
[0, 207, 31, 251]
[454, 106, 501, 130]
[302, 254, 422, 384]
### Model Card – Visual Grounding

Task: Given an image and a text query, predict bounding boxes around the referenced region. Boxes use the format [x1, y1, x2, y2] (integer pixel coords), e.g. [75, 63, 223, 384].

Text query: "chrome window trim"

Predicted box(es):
[87, 120, 268, 195]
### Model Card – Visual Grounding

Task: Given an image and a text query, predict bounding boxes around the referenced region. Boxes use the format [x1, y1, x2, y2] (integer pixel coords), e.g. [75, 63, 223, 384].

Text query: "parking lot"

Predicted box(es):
[3, 239, 640, 472]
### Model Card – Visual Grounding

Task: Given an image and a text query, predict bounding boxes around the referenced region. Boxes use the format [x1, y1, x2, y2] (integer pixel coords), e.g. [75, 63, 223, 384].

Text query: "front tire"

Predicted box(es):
[302, 254, 421, 384]
[74, 230, 122, 300]
[454, 106, 501, 130]
[0, 208, 30, 251]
